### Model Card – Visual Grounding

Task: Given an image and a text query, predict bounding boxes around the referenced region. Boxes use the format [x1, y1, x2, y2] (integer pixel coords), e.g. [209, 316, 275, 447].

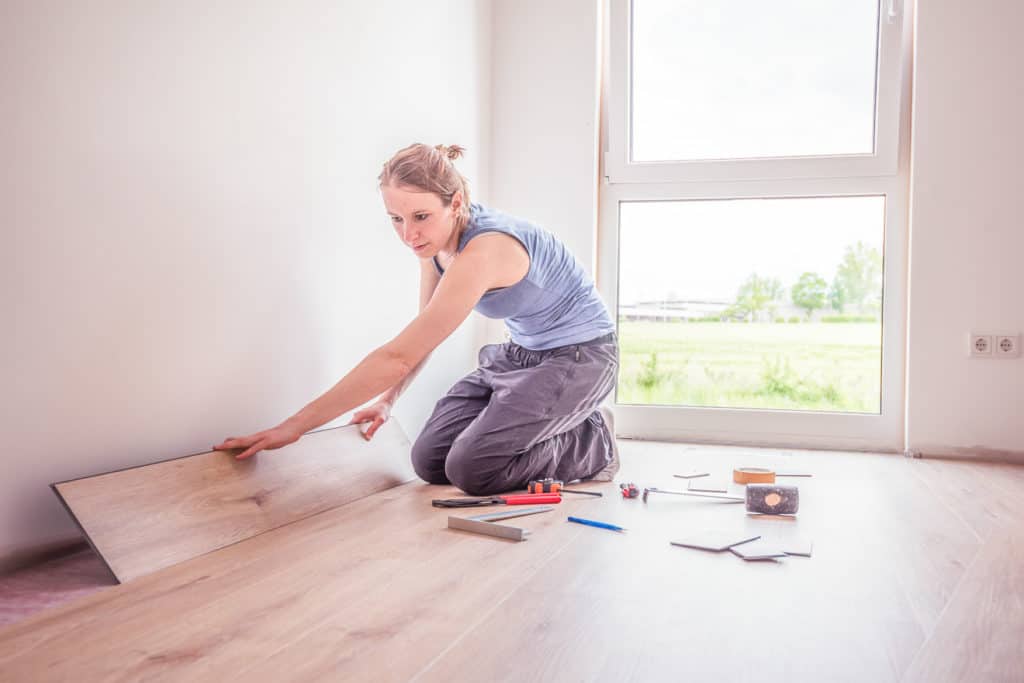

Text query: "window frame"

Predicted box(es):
[599, 0, 913, 451]
[606, 0, 906, 184]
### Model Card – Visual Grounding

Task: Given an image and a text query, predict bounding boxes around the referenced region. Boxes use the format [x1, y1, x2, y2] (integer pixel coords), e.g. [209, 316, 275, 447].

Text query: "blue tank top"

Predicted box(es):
[433, 204, 615, 350]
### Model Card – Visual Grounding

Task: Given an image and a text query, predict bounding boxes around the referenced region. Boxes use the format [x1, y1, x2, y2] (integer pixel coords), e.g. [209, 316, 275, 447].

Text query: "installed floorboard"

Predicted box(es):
[3, 441, 1022, 682]
[902, 524, 1024, 683]
[52, 421, 413, 582]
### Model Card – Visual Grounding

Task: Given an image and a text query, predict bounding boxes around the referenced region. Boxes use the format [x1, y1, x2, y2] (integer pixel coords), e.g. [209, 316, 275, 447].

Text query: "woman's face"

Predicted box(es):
[381, 183, 461, 259]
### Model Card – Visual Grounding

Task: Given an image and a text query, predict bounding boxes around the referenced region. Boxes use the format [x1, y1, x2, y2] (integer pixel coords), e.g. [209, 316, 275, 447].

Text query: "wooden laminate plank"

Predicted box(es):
[901, 523, 1024, 683]
[52, 421, 414, 583]
[906, 458, 1024, 543]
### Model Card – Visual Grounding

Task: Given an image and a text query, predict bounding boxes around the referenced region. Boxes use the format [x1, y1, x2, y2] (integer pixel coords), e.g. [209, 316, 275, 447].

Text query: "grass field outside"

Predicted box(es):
[617, 320, 882, 413]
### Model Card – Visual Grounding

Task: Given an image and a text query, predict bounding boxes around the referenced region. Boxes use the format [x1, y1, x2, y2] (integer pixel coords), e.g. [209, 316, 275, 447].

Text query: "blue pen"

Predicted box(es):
[567, 516, 627, 532]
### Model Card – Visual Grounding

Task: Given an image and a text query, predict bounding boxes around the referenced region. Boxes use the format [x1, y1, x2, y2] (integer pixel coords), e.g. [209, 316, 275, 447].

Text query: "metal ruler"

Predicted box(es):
[447, 505, 554, 541]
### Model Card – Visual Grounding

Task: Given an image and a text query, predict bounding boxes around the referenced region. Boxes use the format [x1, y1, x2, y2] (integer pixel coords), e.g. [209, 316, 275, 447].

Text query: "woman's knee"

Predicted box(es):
[410, 433, 450, 485]
[443, 441, 501, 496]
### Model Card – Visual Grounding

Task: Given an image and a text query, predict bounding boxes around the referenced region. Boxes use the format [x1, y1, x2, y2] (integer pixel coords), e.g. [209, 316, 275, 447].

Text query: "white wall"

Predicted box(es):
[489, 0, 601, 275]
[1, 0, 491, 568]
[906, 0, 1024, 458]
[483, 0, 601, 346]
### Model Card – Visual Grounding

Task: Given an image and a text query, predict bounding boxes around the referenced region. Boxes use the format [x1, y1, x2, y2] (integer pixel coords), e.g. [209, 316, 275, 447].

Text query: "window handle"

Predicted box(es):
[886, 0, 902, 24]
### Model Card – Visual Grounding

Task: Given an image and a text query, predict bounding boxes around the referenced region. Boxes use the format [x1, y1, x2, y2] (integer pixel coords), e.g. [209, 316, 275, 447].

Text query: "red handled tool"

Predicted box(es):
[527, 478, 603, 497]
[619, 482, 640, 499]
[431, 493, 562, 508]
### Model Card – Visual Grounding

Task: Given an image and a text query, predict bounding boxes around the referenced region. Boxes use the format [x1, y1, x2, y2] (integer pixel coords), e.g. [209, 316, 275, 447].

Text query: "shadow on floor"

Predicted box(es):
[0, 547, 116, 628]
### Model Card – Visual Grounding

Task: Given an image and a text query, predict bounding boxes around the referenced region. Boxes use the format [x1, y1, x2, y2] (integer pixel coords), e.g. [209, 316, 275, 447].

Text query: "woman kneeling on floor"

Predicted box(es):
[215, 143, 619, 495]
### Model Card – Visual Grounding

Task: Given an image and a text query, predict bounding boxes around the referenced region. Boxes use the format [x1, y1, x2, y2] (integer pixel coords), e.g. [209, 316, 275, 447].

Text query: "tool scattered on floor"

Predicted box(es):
[671, 531, 813, 562]
[527, 478, 602, 497]
[782, 539, 814, 557]
[732, 467, 814, 484]
[729, 539, 787, 561]
[466, 506, 555, 522]
[686, 479, 729, 494]
[432, 493, 561, 508]
[643, 485, 800, 516]
[446, 518, 530, 541]
[671, 531, 760, 552]
[745, 484, 799, 514]
[567, 516, 626, 532]
[673, 471, 710, 479]
[448, 518, 529, 540]
[619, 482, 640, 498]
[733, 467, 777, 484]
[642, 487, 744, 503]
[446, 505, 553, 541]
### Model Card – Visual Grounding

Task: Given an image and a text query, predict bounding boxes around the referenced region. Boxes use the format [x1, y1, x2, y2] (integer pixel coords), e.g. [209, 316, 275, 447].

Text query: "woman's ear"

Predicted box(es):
[450, 191, 463, 214]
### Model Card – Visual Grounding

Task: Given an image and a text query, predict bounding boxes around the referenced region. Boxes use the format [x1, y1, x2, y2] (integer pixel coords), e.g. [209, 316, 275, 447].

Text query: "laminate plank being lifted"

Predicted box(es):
[52, 421, 414, 583]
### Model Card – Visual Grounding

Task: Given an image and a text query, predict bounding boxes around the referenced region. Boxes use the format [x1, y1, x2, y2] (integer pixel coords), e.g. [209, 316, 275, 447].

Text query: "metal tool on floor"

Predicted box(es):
[686, 479, 729, 493]
[432, 493, 562, 508]
[643, 485, 800, 515]
[447, 505, 554, 541]
[641, 486, 744, 503]
[465, 506, 556, 522]
[527, 478, 602, 497]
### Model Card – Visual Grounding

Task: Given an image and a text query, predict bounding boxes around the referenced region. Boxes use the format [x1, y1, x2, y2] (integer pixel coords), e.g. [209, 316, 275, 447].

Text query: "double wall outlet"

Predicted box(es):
[969, 332, 1020, 358]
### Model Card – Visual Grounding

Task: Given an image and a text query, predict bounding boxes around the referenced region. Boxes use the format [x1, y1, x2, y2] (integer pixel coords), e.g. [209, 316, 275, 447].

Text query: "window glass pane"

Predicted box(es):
[631, 0, 880, 161]
[617, 196, 884, 413]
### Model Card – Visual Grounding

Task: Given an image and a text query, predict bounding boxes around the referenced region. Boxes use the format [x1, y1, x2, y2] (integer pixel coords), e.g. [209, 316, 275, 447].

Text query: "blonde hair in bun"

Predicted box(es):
[380, 143, 471, 227]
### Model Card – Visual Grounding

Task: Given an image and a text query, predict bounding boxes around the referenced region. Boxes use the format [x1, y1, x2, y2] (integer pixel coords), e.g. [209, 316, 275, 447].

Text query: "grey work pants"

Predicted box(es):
[411, 333, 619, 496]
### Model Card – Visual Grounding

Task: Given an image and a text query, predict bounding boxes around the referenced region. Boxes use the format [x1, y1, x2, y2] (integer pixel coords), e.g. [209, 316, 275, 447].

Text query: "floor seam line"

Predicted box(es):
[903, 461, 983, 544]
[407, 526, 584, 682]
[896, 533, 989, 683]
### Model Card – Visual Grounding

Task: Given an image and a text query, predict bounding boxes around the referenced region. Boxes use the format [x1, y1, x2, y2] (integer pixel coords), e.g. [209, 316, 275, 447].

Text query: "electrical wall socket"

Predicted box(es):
[969, 332, 1020, 358]
[994, 333, 1020, 358]
[969, 333, 992, 357]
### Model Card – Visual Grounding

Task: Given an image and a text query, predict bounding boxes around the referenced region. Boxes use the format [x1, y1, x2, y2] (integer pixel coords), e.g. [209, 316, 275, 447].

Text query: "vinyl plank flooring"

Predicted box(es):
[415, 446, 934, 683]
[2, 441, 1022, 682]
[905, 458, 1024, 542]
[901, 523, 1024, 683]
[0, 480, 599, 682]
[53, 421, 413, 582]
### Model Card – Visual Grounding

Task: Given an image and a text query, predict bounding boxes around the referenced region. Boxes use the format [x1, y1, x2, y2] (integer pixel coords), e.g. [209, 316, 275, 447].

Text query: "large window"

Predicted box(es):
[600, 0, 911, 450]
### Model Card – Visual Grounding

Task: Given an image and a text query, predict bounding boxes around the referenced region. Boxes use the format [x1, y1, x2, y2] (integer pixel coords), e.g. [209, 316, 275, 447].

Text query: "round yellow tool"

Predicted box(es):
[733, 467, 776, 484]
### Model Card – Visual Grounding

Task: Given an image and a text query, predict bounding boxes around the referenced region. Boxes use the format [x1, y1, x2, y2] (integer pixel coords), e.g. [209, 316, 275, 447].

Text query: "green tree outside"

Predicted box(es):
[791, 272, 828, 320]
[833, 242, 882, 314]
[725, 273, 784, 322]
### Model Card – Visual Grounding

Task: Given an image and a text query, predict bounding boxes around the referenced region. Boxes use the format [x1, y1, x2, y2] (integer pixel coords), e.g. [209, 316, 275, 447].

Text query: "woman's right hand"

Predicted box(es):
[214, 423, 304, 460]
[348, 401, 392, 441]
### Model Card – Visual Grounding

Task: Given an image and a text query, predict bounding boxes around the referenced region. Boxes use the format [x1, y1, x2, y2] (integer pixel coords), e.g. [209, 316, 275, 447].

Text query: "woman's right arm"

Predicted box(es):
[350, 258, 441, 438]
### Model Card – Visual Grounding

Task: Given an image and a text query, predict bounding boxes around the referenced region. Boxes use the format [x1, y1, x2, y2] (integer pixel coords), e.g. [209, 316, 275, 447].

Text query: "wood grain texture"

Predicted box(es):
[3, 441, 1021, 682]
[901, 524, 1024, 683]
[52, 421, 414, 583]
